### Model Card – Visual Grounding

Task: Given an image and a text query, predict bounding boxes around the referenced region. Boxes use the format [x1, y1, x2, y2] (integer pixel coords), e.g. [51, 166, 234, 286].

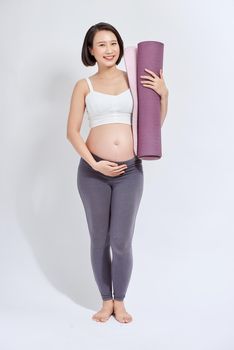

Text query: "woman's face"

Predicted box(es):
[89, 30, 120, 66]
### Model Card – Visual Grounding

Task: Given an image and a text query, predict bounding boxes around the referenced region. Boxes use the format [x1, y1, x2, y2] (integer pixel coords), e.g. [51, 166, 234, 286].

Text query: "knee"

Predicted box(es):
[110, 235, 132, 255]
[90, 229, 110, 250]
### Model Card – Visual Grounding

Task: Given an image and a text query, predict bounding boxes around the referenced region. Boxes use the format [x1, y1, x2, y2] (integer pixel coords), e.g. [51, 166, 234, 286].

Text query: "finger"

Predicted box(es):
[114, 165, 127, 171]
[140, 75, 156, 79]
[141, 83, 155, 88]
[140, 76, 157, 82]
[112, 165, 127, 171]
[141, 79, 156, 84]
[144, 72, 160, 80]
[108, 162, 118, 167]
[112, 168, 126, 174]
[111, 170, 125, 177]
[144, 68, 157, 78]
[113, 170, 125, 174]
[115, 163, 127, 168]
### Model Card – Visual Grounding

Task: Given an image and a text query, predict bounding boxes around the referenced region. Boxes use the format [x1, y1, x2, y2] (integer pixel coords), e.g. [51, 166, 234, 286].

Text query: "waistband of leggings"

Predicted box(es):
[90, 151, 142, 166]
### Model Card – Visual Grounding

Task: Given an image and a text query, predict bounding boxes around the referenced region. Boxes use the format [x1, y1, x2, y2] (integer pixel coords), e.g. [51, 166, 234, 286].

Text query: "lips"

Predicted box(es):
[104, 55, 115, 60]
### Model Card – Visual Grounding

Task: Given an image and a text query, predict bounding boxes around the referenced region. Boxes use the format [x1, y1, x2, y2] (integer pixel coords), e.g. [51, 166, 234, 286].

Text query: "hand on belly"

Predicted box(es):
[86, 124, 135, 161]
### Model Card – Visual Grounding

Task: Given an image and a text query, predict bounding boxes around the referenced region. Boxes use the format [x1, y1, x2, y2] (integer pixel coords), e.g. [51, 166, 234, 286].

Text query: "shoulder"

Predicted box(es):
[121, 70, 129, 84]
[74, 78, 88, 90]
[72, 78, 89, 98]
[121, 69, 128, 80]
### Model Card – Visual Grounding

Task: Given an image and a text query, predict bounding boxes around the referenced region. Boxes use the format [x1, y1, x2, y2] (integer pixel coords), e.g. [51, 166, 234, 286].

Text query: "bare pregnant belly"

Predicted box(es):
[85, 124, 135, 162]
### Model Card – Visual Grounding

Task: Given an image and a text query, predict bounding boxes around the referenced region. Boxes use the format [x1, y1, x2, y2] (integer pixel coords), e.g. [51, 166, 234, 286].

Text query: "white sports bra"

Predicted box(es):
[85, 77, 133, 129]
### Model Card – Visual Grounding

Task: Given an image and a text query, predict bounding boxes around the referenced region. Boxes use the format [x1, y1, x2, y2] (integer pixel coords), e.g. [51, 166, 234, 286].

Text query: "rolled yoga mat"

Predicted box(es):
[124, 41, 164, 160]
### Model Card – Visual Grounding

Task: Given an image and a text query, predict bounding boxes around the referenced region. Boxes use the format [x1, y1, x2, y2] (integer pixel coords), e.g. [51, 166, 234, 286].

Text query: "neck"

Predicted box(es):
[96, 64, 121, 79]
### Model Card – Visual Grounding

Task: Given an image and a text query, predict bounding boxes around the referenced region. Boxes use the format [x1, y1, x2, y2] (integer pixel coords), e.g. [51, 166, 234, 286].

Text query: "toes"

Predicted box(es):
[92, 312, 112, 322]
[93, 318, 100, 322]
[92, 314, 100, 322]
[115, 314, 132, 323]
[100, 316, 108, 322]
[92, 317, 100, 322]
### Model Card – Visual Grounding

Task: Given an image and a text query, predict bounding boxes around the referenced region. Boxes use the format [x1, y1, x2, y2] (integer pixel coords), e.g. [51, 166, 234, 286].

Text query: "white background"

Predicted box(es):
[1, 0, 234, 349]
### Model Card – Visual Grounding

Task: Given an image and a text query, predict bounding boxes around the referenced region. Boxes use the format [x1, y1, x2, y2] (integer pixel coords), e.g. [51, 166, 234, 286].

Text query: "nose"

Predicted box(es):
[105, 44, 113, 54]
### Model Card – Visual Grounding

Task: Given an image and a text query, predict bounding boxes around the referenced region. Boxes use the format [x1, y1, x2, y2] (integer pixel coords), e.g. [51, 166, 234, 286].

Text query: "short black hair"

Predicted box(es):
[81, 22, 124, 66]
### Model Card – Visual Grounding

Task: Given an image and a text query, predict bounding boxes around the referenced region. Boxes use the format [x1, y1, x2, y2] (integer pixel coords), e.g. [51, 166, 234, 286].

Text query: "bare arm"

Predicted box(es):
[66, 80, 97, 169]
[160, 90, 169, 127]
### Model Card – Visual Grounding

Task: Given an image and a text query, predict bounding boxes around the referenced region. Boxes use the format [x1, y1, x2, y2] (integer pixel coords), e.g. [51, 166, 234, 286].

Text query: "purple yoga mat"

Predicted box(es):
[124, 41, 164, 160]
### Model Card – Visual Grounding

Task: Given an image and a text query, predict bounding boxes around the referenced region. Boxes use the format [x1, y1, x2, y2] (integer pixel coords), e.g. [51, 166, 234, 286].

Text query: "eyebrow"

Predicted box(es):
[96, 40, 117, 44]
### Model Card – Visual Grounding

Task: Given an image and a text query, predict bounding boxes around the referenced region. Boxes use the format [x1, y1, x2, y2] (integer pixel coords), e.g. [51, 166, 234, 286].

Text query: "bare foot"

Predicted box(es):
[113, 300, 133, 323]
[92, 299, 114, 322]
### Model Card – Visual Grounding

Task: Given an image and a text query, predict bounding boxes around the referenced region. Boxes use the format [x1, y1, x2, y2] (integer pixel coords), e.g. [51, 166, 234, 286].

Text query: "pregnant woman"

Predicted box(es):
[67, 22, 169, 324]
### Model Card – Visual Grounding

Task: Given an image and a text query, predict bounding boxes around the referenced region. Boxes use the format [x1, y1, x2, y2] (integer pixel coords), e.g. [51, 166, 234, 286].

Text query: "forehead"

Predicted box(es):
[93, 30, 117, 44]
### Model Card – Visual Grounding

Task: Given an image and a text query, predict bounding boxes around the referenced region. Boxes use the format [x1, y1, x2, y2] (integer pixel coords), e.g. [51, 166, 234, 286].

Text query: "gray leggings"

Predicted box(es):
[77, 151, 144, 301]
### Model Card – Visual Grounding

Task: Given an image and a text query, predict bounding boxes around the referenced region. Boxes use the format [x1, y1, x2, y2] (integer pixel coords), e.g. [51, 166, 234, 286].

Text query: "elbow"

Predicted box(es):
[67, 129, 80, 140]
[67, 129, 72, 140]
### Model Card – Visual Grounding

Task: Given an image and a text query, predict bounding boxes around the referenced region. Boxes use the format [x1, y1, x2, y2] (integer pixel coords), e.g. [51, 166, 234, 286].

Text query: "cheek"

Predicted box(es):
[95, 48, 105, 56]
[114, 46, 120, 55]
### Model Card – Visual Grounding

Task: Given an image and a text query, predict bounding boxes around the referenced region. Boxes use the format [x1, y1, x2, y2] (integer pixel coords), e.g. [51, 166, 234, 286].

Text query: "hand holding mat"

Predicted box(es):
[124, 41, 164, 160]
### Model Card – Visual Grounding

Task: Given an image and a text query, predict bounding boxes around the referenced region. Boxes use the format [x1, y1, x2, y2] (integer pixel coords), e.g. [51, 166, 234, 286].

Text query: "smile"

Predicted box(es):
[104, 56, 115, 60]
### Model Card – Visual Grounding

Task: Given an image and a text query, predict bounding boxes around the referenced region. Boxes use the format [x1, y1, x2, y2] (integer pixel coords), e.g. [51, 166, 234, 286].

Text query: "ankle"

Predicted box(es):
[103, 299, 113, 304]
[114, 299, 124, 304]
